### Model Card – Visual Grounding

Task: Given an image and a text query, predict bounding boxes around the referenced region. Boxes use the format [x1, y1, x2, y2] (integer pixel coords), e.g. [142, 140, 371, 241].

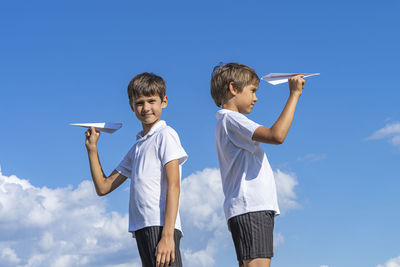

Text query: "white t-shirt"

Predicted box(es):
[116, 120, 188, 236]
[215, 109, 280, 221]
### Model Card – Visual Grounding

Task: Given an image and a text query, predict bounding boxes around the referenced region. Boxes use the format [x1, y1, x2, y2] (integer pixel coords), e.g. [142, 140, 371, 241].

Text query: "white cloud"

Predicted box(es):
[0, 166, 300, 267]
[274, 169, 300, 214]
[377, 256, 400, 267]
[181, 168, 225, 231]
[0, 169, 139, 267]
[320, 265, 329, 267]
[180, 168, 228, 267]
[180, 168, 300, 266]
[367, 122, 400, 147]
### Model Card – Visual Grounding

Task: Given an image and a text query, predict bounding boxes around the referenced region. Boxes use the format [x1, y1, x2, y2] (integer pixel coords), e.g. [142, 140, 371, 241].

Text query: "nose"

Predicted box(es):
[143, 101, 150, 111]
[254, 94, 258, 102]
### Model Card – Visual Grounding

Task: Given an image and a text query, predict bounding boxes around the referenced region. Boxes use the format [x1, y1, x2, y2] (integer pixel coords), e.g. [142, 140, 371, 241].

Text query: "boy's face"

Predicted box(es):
[130, 94, 168, 130]
[234, 83, 258, 114]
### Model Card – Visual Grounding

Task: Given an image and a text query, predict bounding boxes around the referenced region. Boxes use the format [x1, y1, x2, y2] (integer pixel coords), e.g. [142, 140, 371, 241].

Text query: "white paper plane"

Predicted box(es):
[261, 73, 320, 85]
[70, 122, 122, 133]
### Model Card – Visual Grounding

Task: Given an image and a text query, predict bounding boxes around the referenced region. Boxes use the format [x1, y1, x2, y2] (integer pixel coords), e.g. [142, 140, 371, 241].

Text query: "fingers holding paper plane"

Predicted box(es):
[85, 127, 100, 150]
[288, 75, 305, 96]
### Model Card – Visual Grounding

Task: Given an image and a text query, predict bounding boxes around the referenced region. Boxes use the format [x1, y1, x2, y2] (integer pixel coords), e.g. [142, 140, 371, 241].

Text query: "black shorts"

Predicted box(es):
[228, 210, 275, 266]
[135, 226, 183, 267]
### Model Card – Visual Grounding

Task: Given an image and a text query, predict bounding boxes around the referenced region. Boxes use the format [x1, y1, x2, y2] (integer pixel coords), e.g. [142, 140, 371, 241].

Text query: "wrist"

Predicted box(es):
[289, 91, 301, 98]
[86, 145, 98, 153]
[161, 228, 174, 238]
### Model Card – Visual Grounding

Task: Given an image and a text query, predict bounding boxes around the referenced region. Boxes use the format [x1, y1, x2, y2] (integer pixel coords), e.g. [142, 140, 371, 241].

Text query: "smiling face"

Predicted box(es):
[233, 83, 258, 114]
[130, 94, 168, 134]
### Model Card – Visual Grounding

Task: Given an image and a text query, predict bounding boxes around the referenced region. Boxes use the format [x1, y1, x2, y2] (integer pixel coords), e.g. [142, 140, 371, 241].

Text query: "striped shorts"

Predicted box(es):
[228, 210, 275, 266]
[135, 226, 183, 267]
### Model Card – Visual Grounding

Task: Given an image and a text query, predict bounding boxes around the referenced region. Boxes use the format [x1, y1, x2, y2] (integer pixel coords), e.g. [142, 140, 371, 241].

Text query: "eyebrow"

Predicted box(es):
[134, 97, 157, 103]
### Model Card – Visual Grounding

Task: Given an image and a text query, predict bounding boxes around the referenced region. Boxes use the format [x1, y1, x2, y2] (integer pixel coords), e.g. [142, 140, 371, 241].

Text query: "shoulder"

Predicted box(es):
[223, 111, 257, 129]
[159, 125, 179, 137]
[157, 125, 182, 143]
[226, 111, 248, 122]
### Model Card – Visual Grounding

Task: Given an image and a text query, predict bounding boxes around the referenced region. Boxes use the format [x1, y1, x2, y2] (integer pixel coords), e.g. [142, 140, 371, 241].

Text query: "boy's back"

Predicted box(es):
[215, 109, 280, 220]
[210, 62, 305, 267]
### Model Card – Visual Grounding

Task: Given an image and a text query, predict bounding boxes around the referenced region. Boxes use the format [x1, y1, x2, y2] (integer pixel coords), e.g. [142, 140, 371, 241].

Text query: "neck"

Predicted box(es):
[141, 119, 161, 136]
[222, 102, 239, 112]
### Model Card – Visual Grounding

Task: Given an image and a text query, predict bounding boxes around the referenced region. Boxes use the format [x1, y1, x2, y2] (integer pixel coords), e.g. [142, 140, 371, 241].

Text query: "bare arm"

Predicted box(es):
[85, 127, 127, 196]
[252, 75, 305, 144]
[155, 159, 180, 267]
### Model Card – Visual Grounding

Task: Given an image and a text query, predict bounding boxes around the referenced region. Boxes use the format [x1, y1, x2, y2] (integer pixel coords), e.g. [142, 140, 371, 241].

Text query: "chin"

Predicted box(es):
[143, 118, 159, 125]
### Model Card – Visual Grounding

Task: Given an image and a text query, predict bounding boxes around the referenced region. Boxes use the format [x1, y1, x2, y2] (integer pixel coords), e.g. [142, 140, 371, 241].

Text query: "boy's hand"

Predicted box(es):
[155, 235, 175, 267]
[85, 127, 100, 151]
[288, 75, 305, 96]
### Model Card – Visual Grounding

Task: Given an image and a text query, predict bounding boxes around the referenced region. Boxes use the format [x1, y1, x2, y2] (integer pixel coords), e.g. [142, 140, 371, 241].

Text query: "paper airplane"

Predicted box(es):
[70, 122, 122, 133]
[261, 73, 320, 85]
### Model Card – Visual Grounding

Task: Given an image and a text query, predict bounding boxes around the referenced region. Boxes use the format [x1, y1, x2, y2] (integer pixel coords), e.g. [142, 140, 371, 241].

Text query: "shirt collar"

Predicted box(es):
[216, 108, 236, 119]
[136, 120, 167, 140]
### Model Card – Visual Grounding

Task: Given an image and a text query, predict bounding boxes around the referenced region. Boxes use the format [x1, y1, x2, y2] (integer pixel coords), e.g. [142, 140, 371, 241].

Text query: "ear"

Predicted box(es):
[228, 82, 238, 96]
[129, 99, 135, 112]
[161, 96, 168, 109]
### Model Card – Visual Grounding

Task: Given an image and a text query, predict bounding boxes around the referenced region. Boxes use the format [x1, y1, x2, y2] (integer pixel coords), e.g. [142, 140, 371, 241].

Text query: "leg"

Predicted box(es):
[229, 211, 275, 267]
[135, 227, 182, 267]
[243, 258, 271, 267]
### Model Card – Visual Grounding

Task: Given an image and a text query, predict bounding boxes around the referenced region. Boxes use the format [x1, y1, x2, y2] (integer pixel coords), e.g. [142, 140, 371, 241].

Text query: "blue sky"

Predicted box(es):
[1, 1, 400, 266]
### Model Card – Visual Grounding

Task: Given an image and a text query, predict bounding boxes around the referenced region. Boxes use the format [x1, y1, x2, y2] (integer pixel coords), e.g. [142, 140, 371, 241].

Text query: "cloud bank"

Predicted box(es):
[0, 167, 300, 266]
[0, 168, 139, 267]
[180, 168, 300, 266]
[377, 256, 400, 267]
[368, 122, 400, 147]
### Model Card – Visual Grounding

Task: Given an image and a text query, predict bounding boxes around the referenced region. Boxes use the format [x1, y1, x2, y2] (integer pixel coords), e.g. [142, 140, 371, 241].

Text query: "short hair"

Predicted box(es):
[127, 72, 166, 100]
[210, 62, 260, 107]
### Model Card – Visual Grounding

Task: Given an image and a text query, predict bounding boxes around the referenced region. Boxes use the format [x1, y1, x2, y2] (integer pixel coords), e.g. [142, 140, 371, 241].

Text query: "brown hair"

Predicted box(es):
[127, 72, 166, 100]
[210, 62, 260, 107]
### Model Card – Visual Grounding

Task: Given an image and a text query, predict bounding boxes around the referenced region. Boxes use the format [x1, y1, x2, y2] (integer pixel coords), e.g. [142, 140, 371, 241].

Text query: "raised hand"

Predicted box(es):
[288, 75, 305, 96]
[85, 127, 100, 151]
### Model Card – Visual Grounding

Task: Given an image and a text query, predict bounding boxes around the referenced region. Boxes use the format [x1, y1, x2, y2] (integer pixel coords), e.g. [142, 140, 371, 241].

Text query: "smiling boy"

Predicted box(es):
[85, 72, 187, 267]
[211, 63, 305, 267]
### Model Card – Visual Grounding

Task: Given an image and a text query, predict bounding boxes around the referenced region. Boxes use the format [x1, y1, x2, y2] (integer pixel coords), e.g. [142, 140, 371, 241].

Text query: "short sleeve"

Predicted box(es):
[225, 112, 261, 153]
[115, 147, 134, 178]
[159, 128, 188, 166]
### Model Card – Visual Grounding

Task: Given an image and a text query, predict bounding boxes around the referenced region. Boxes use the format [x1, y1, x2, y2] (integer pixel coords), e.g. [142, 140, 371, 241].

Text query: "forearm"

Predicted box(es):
[270, 93, 300, 143]
[162, 183, 180, 237]
[87, 147, 110, 196]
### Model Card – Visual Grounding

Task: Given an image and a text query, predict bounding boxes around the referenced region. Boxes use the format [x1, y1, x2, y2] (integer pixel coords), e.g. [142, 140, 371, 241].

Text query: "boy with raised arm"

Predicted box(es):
[210, 63, 305, 267]
[85, 73, 188, 267]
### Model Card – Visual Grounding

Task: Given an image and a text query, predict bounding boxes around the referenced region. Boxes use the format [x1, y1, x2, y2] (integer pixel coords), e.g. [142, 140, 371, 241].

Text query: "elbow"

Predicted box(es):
[96, 188, 108, 197]
[272, 134, 285, 145]
[96, 191, 106, 197]
[274, 139, 284, 145]
[268, 128, 286, 145]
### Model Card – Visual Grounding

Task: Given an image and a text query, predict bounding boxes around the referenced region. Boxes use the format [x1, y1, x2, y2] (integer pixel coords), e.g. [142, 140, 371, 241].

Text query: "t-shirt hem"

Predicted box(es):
[162, 153, 188, 166]
[130, 224, 183, 238]
[225, 206, 280, 221]
[115, 167, 130, 178]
